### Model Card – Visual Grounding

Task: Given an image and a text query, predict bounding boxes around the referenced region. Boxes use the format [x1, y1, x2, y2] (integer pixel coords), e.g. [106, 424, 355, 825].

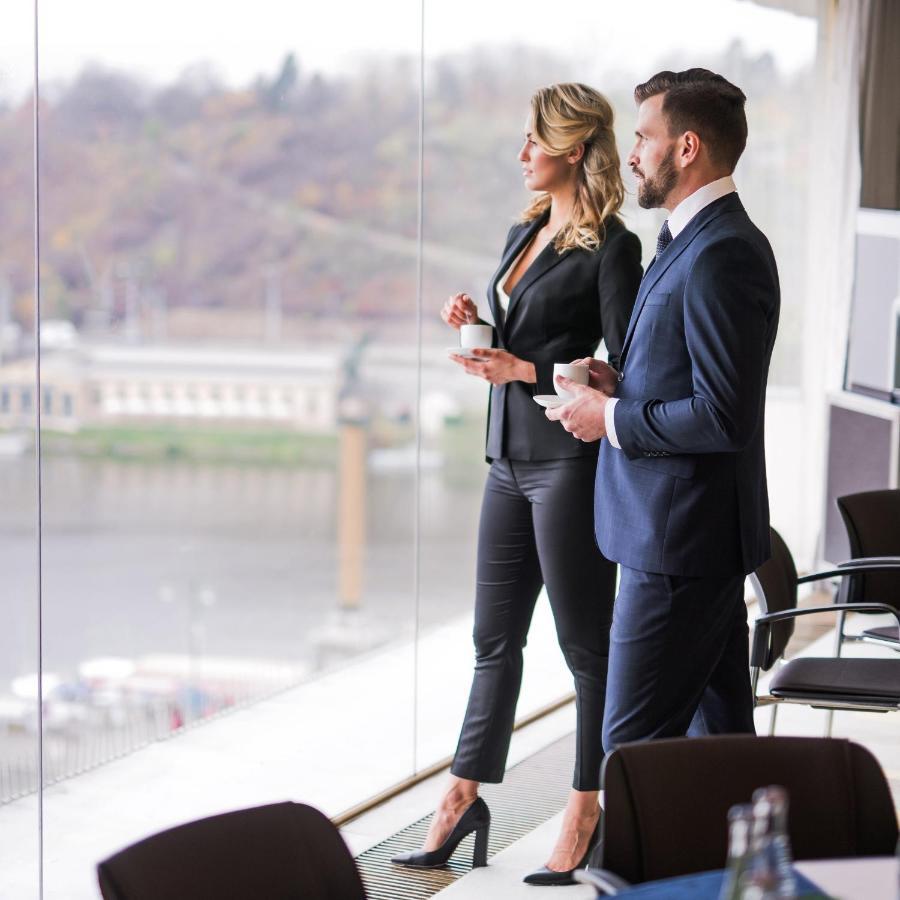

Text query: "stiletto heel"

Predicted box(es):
[473, 824, 489, 868]
[585, 837, 604, 870]
[522, 815, 601, 885]
[391, 796, 491, 869]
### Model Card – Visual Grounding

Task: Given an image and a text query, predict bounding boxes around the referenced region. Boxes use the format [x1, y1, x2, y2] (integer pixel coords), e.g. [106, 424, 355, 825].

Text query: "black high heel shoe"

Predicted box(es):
[522, 817, 601, 886]
[391, 796, 491, 869]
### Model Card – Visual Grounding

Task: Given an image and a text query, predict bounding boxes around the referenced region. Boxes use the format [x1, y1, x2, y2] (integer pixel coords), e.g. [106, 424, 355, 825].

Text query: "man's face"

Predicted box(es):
[628, 94, 679, 210]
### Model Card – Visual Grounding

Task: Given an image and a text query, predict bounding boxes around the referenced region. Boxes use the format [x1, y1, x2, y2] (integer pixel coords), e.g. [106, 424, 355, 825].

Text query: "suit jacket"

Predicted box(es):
[595, 193, 780, 577]
[484, 211, 642, 461]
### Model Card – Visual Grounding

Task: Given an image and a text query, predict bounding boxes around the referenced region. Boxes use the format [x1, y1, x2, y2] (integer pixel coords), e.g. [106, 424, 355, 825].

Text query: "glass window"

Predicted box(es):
[0, 4, 39, 895]
[0, 3, 823, 896]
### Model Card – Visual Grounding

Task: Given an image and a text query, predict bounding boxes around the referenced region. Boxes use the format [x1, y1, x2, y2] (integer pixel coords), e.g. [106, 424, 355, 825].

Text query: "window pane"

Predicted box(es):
[34, 2, 420, 894]
[0, 5, 39, 898]
[416, 0, 817, 766]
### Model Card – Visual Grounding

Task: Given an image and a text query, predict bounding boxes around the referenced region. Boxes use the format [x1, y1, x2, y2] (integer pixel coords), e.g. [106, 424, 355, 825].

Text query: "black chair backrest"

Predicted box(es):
[749, 527, 797, 669]
[837, 489, 900, 611]
[97, 801, 367, 900]
[599, 736, 898, 886]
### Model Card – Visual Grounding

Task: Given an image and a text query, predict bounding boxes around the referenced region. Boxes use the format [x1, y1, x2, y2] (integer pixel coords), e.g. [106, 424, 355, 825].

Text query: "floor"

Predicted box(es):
[344, 609, 900, 898]
[0, 599, 576, 900]
[1, 602, 895, 899]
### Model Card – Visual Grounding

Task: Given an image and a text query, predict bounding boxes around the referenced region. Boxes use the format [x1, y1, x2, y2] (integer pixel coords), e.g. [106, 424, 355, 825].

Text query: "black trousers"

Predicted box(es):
[451, 457, 616, 791]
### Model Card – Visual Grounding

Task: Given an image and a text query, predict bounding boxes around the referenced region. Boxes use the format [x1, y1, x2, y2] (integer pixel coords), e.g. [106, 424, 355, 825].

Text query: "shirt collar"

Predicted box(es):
[667, 175, 736, 238]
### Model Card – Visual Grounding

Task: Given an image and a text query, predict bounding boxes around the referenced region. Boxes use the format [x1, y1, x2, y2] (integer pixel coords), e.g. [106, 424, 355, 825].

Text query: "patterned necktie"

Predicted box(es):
[655, 219, 673, 259]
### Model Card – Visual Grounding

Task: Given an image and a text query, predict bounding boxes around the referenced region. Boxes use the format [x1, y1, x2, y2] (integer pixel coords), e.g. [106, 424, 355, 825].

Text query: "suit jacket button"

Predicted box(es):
[617, 370, 625, 382]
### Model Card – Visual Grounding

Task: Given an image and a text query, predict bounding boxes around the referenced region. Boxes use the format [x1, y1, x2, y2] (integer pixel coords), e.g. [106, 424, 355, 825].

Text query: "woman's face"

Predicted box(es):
[518, 117, 573, 194]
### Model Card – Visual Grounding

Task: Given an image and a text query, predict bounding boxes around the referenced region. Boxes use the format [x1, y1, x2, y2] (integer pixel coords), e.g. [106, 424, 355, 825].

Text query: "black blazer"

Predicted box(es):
[484, 211, 642, 461]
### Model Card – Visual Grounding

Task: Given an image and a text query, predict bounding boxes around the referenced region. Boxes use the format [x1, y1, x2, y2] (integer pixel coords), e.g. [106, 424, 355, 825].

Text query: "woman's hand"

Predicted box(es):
[570, 357, 619, 395]
[449, 348, 536, 386]
[441, 293, 479, 329]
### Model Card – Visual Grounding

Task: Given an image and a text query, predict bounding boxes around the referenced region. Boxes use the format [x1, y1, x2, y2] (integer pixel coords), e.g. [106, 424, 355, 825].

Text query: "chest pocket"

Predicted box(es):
[644, 291, 670, 306]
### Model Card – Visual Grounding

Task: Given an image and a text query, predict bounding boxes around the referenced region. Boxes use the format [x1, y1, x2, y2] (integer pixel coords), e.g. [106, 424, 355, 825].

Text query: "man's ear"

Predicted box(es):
[677, 131, 702, 168]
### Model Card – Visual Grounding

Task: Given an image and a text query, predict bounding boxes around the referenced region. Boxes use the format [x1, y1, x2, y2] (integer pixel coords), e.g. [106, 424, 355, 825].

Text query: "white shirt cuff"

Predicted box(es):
[605, 397, 621, 449]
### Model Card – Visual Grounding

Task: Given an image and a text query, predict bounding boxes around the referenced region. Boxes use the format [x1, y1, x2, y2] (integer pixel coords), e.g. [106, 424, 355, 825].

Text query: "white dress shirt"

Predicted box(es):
[605, 176, 736, 449]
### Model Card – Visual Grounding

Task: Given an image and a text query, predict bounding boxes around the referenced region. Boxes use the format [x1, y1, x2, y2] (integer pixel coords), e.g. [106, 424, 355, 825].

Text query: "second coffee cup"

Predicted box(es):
[553, 363, 589, 399]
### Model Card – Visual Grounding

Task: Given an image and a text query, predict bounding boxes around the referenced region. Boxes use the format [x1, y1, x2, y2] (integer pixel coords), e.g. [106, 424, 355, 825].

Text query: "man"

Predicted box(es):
[547, 68, 779, 749]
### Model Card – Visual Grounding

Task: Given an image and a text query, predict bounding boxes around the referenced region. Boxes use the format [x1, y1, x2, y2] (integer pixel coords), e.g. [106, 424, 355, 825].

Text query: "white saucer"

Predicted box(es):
[446, 347, 486, 360]
[533, 394, 566, 409]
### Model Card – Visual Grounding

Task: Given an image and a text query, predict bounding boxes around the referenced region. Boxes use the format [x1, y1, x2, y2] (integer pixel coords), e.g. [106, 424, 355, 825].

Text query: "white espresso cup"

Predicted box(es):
[553, 363, 589, 399]
[460, 323, 493, 350]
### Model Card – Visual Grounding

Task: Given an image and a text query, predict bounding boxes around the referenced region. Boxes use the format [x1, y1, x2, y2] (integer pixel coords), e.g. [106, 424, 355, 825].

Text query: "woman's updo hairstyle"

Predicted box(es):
[521, 82, 625, 252]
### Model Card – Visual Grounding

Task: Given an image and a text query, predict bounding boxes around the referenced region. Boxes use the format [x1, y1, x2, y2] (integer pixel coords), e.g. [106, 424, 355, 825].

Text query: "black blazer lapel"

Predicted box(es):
[619, 193, 743, 361]
[505, 243, 574, 330]
[486, 213, 547, 340]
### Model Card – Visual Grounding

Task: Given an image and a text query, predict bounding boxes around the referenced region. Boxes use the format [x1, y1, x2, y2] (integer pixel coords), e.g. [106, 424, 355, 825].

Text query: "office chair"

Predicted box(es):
[749, 526, 900, 734]
[574, 735, 897, 895]
[834, 489, 900, 652]
[97, 801, 366, 900]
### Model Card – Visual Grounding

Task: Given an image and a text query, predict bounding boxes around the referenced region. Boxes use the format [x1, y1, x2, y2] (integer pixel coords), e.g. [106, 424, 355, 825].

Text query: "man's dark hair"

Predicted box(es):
[634, 68, 747, 171]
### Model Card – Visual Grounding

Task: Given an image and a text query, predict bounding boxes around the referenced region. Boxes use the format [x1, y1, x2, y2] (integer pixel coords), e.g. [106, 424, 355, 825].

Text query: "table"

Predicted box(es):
[796, 857, 898, 899]
[610, 857, 898, 899]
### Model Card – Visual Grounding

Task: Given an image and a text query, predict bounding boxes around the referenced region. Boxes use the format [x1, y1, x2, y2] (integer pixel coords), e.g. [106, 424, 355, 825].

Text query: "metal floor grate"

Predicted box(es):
[355, 732, 575, 899]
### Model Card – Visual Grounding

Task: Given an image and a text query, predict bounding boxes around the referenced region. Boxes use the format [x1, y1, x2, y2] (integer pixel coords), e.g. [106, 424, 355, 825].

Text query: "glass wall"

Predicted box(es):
[0, 1, 818, 896]
[415, 0, 819, 760]
[0, 5, 39, 899]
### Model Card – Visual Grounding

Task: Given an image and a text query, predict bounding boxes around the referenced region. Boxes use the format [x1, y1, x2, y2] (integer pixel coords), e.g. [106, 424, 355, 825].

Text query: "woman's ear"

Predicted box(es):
[567, 143, 586, 165]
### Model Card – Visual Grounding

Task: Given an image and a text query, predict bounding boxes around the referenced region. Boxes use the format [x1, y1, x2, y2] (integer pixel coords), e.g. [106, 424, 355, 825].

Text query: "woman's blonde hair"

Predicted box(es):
[521, 83, 625, 252]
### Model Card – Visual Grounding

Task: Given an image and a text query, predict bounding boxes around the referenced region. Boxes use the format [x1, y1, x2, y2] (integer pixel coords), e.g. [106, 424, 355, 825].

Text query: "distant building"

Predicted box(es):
[0, 343, 342, 433]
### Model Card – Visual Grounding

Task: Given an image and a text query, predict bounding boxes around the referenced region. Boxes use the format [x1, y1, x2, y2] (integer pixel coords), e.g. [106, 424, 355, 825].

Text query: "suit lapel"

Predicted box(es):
[486, 213, 547, 339]
[505, 243, 573, 330]
[502, 211, 576, 331]
[619, 193, 743, 362]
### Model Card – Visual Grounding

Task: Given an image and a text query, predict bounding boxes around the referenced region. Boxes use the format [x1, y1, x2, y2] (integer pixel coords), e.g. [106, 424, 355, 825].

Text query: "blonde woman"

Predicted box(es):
[392, 83, 642, 885]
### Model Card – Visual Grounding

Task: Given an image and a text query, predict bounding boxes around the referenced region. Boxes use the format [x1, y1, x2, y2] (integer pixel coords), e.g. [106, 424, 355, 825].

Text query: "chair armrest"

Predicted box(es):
[837, 556, 900, 567]
[797, 563, 900, 584]
[755, 604, 900, 630]
[573, 868, 632, 895]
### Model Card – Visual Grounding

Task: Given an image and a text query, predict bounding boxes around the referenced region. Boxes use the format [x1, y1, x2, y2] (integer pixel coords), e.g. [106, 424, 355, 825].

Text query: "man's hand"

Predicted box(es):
[545, 376, 609, 442]
[570, 357, 619, 394]
[449, 348, 536, 385]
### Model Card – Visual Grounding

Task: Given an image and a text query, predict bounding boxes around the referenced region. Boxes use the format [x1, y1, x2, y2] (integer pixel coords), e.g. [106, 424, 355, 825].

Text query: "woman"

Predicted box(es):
[392, 83, 642, 885]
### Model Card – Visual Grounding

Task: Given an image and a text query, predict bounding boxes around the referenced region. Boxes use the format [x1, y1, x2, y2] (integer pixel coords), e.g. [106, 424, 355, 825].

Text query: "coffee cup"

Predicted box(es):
[460, 323, 493, 350]
[553, 363, 589, 399]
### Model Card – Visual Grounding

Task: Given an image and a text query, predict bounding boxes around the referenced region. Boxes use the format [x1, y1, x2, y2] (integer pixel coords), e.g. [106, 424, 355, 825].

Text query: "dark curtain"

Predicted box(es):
[860, 0, 900, 210]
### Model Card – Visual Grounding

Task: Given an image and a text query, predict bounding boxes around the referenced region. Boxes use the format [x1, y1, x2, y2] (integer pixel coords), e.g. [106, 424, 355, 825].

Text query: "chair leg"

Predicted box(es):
[768, 703, 778, 736]
[833, 609, 847, 659]
[824, 608, 848, 738]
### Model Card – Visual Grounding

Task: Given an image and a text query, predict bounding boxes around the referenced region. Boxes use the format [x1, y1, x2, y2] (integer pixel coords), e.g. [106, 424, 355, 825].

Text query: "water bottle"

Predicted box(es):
[745, 798, 780, 900]
[719, 804, 755, 900]
[752, 786, 796, 899]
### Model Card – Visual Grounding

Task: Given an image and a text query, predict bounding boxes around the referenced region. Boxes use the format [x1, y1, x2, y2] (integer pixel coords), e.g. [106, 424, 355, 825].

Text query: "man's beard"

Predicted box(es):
[636, 146, 678, 209]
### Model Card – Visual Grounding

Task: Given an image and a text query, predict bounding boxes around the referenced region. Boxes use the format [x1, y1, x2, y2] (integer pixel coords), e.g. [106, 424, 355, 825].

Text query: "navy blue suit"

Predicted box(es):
[595, 192, 780, 749]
